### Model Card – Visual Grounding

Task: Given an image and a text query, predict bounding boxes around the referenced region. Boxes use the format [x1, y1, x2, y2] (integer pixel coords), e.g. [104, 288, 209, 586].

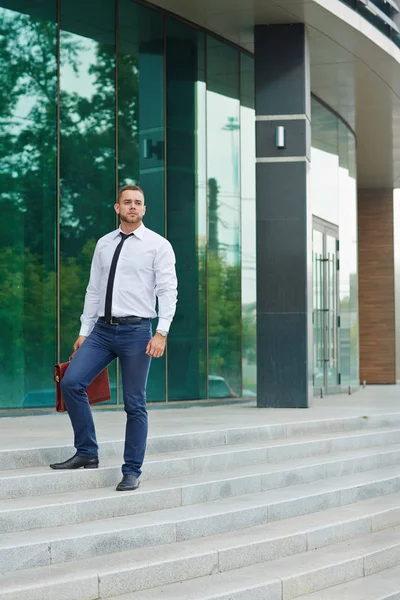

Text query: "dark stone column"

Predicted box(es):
[255, 24, 312, 408]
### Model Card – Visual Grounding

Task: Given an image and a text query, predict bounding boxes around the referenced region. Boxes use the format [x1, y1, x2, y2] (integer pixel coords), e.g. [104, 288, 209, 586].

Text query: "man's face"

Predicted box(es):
[115, 190, 146, 224]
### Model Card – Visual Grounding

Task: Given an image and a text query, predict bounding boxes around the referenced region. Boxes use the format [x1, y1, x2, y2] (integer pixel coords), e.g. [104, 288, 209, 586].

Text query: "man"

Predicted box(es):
[50, 185, 177, 492]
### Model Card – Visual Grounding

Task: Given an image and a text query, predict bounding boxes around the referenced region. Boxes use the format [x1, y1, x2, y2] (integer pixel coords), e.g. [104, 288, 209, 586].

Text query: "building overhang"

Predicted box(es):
[148, 0, 400, 189]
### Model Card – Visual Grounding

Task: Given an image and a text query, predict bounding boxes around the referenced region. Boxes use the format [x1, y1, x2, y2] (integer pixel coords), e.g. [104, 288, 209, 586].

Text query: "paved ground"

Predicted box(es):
[0, 385, 399, 451]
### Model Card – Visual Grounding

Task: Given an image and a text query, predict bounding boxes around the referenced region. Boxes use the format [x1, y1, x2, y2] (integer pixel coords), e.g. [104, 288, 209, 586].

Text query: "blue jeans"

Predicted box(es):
[60, 319, 152, 476]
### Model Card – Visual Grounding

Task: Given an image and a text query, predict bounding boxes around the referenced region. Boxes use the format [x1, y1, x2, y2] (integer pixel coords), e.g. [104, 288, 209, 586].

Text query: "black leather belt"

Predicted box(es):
[98, 316, 150, 325]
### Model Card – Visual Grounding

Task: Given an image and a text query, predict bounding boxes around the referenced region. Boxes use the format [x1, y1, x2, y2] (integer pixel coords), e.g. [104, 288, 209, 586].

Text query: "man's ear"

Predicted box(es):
[114, 203, 120, 215]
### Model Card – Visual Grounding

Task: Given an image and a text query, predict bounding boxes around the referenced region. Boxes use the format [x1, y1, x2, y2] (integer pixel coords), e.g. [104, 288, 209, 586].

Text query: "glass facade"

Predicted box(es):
[240, 54, 256, 397]
[311, 97, 359, 392]
[165, 19, 206, 401]
[0, 0, 256, 410]
[0, 1, 57, 409]
[339, 0, 400, 48]
[60, 0, 118, 404]
[206, 38, 242, 397]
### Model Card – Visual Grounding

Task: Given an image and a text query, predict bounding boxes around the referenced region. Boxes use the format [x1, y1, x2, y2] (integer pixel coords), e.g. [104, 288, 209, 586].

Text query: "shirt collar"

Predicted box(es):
[114, 223, 146, 240]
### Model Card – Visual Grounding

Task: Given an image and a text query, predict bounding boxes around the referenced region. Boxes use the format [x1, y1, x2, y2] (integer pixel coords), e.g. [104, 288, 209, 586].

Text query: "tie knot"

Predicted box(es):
[120, 232, 133, 241]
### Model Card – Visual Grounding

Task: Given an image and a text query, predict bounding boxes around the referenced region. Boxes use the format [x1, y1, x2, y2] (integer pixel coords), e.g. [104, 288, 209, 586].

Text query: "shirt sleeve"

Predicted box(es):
[154, 239, 178, 333]
[79, 242, 102, 337]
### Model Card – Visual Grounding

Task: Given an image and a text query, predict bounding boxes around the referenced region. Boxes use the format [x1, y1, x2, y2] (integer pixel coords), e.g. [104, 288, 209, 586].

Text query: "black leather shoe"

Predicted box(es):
[49, 454, 99, 470]
[116, 474, 140, 491]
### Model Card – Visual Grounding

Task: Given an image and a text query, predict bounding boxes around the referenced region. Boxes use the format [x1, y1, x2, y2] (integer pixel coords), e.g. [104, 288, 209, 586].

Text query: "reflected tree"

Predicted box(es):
[0, 8, 140, 406]
[0, 6, 253, 406]
[0, 10, 57, 406]
[207, 177, 242, 395]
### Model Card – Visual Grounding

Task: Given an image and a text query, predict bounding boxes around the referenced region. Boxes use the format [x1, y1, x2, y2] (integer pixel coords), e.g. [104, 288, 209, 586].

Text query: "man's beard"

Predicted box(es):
[120, 213, 141, 223]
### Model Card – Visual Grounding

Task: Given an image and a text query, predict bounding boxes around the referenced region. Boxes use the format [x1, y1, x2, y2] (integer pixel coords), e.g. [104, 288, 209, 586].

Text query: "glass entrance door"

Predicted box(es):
[313, 220, 340, 394]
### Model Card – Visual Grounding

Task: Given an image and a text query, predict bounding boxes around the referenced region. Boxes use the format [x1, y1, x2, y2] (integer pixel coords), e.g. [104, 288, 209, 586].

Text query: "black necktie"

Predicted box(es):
[104, 232, 132, 322]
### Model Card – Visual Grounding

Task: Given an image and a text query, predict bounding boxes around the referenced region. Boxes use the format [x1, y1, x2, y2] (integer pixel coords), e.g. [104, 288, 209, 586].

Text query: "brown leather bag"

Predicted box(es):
[54, 358, 111, 413]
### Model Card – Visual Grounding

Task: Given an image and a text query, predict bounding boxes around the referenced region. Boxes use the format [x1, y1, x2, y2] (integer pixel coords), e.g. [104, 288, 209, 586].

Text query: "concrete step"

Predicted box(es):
[2, 442, 400, 534]
[2, 519, 400, 600]
[2, 426, 400, 500]
[2, 413, 400, 470]
[2, 475, 400, 574]
[103, 525, 400, 599]
[2, 413, 400, 598]
[296, 564, 400, 599]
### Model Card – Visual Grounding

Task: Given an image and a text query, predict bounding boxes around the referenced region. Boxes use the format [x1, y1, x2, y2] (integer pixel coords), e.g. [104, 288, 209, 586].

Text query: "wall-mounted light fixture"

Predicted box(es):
[276, 126, 285, 149]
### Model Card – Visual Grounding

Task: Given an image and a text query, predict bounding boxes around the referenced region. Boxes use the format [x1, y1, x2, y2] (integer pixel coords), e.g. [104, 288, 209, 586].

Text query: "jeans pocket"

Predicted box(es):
[128, 322, 152, 335]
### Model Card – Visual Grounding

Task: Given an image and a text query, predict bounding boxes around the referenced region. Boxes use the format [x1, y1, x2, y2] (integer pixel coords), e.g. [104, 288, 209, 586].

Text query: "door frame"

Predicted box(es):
[312, 217, 341, 395]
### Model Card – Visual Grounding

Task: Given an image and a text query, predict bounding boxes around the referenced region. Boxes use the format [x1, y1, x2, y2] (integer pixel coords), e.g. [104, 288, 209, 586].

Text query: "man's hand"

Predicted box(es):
[146, 333, 166, 358]
[73, 336, 87, 353]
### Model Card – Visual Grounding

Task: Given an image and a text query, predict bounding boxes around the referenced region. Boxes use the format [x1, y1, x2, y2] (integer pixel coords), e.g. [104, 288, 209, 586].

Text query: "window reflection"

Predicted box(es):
[207, 38, 242, 397]
[339, 122, 359, 388]
[311, 97, 359, 392]
[118, 0, 165, 401]
[240, 54, 256, 397]
[0, 1, 255, 408]
[310, 107, 339, 225]
[60, 0, 117, 403]
[0, 3, 57, 409]
[166, 20, 207, 401]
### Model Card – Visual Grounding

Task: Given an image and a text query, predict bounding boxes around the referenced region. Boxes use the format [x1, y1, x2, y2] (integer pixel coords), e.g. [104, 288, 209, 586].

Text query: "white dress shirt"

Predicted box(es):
[79, 224, 177, 337]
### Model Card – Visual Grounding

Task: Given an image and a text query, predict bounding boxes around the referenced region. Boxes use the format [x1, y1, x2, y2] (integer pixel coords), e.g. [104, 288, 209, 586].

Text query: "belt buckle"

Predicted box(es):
[109, 317, 118, 325]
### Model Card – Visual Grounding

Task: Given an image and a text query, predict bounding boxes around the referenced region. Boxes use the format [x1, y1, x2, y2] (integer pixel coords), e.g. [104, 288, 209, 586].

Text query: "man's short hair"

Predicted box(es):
[118, 185, 145, 203]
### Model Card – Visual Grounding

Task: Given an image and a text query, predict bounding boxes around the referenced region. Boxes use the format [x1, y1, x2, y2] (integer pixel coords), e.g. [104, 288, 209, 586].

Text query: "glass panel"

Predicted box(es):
[240, 54, 256, 398]
[165, 19, 207, 400]
[348, 133, 359, 388]
[312, 97, 359, 393]
[311, 98, 339, 226]
[338, 0, 394, 43]
[313, 229, 324, 391]
[206, 37, 241, 398]
[358, 5, 390, 36]
[0, 1, 57, 409]
[371, 0, 392, 18]
[339, 121, 359, 389]
[326, 234, 338, 388]
[60, 0, 117, 404]
[117, 0, 165, 401]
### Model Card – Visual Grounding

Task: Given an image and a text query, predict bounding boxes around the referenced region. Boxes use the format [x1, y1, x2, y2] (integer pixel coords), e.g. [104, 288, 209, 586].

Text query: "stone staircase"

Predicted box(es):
[1, 413, 400, 599]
